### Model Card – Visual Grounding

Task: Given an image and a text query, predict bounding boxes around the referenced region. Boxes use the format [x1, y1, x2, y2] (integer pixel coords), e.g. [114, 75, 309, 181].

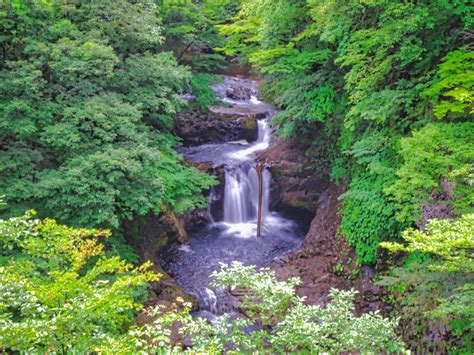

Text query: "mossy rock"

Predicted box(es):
[270, 166, 285, 178]
[244, 116, 257, 130]
[155, 234, 169, 251]
[287, 198, 313, 211]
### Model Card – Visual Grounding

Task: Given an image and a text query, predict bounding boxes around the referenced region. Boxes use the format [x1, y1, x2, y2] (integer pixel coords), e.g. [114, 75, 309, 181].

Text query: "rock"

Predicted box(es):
[122, 213, 199, 309]
[180, 93, 196, 101]
[160, 213, 188, 244]
[174, 109, 259, 146]
[225, 86, 254, 100]
[272, 183, 349, 306]
[258, 137, 327, 227]
[228, 139, 249, 145]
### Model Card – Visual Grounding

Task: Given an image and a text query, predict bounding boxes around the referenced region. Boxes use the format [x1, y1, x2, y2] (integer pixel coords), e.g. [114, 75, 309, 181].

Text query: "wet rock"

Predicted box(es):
[174, 109, 259, 146]
[358, 265, 381, 296]
[258, 137, 327, 229]
[226, 86, 254, 100]
[160, 213, 188, 244]
[122, 213, 198, 309]
[181, 208, 210, 234]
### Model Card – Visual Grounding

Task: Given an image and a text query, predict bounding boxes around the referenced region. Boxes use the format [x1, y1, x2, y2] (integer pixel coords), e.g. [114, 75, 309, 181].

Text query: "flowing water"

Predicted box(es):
[161, 76, 303, 317]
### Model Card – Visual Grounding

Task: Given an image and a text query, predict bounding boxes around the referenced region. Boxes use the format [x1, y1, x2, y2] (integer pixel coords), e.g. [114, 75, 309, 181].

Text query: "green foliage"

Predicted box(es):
[380, 214, 474, 351]
[382, 214, 474, 274]
[160, 0, 237, 71]
[220, 0, 470, 260]
[340, 172, 401, 264]
[190, 73, 220, 109]
[0, 210, 156, 352]
[0, 0, 216, 228]
[426, 47, 474, 119]
[387, 122, 474, 224]
[0, 216, 404, 354]
[339, 131, 404, 264]
[219, 5, 472, 351]
[105, 263, 404, 353]
[187, 262, 404, 353]
[379, 262, 473, 352]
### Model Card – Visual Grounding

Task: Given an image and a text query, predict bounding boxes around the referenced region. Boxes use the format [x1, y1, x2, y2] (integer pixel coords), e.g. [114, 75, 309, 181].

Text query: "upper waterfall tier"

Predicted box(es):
[179, 76, 276, 167]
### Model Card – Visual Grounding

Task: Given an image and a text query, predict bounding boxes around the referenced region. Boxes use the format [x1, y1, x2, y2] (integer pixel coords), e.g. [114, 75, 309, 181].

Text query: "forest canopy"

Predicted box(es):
[0, 0, 216, 229]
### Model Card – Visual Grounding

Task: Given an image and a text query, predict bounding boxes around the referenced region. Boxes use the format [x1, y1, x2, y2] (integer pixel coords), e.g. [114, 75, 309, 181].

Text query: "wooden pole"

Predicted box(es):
[256, 162, 264, 237]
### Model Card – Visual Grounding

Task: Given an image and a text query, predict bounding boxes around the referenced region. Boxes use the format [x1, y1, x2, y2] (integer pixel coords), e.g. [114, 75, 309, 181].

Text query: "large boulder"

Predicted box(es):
[225, 86, 254, 100]
[174, 109, 259, 146]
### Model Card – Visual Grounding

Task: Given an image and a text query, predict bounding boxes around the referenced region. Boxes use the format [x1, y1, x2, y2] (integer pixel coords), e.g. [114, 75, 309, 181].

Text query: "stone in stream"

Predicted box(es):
[225, 86, 254, 100]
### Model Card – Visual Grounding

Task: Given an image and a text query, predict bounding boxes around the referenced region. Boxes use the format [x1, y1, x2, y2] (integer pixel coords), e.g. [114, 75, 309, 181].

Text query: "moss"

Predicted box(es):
[270, 166, 285, 178]
[155, 234, 169, 251]
[244, 116, 257, 130]
[287, 198, 313, 211]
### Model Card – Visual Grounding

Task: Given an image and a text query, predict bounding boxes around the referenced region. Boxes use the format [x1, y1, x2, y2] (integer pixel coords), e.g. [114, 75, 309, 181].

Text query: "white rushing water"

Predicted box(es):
[227, 117, 272, 161]
[222, 93, 273, 237]
[223, 164, 270, 223]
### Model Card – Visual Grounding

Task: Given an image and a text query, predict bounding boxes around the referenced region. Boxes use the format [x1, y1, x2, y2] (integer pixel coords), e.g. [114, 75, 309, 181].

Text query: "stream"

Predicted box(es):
[161, 76, 304, 320]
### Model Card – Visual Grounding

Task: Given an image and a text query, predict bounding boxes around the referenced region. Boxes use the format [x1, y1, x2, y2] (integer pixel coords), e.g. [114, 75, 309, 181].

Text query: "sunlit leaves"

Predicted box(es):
[426, 48, 474, 119]
[387, 122, 474, 224]
[197, 262, 405, 353]
[0, 211, 156, 352]
[382, 214, 474, 273]
[381, 214, 474, 345]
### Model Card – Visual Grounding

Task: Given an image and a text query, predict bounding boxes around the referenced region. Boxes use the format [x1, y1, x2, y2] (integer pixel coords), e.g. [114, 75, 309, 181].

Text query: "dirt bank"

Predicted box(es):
[272, 183, 348, 304]
[272, 182, 387, 314]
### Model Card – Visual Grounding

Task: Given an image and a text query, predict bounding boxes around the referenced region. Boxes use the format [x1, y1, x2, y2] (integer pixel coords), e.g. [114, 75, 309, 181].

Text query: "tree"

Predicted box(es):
[0, 1, 216, 228]
[380, 214, 474, 351]
[0, 210, 156, 352]
[0, 212, 405, 354]
[386, 122, 474, 225]
[181, 262, 404, 353]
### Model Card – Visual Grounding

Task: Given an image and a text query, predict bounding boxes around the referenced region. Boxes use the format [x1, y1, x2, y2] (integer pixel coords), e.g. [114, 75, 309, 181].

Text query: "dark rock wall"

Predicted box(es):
[259, 136, 327, 229]
[174, 109, 259, 146]
[122, 213, 197, 308]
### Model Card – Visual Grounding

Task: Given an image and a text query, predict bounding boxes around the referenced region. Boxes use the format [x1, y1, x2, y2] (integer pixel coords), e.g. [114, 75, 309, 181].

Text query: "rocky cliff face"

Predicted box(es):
[258, 136, 327, 228]
[272, 183, 348, 304]
[174, 108, 259, 146]
[123, 213, 198, 309]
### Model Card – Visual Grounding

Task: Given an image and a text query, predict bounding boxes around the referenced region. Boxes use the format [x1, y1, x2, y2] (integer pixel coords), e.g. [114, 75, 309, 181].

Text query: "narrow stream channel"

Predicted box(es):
[161, 76, 304, 319]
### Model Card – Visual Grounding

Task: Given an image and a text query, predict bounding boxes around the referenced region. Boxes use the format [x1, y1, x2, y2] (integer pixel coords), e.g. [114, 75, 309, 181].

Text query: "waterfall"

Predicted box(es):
[222, 117, 272, 224]
[223, 161, 270, 224]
